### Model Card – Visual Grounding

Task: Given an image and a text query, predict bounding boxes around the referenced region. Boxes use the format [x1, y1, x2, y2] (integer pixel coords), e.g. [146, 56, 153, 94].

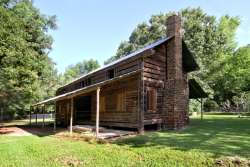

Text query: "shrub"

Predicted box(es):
[204, 99, 219, 112]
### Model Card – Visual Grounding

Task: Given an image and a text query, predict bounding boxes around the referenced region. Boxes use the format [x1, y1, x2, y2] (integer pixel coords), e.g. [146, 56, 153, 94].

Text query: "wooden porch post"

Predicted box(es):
[70, 98, 74, 135]
[96, 87, 100, 138]
[138, 58, 144, 134]
[201, 98, 203, 120]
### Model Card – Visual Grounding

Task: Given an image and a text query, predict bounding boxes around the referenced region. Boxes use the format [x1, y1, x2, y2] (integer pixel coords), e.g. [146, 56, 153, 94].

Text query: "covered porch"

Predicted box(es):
[32, 70, 141, 138]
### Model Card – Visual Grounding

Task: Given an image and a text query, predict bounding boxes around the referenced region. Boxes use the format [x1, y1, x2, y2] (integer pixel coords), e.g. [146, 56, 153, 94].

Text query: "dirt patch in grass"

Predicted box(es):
[55, 132, 110, 144]
[0, 127, 32, 136]
[0, 126, 66, 137]
[215, 156, 250, 167]
[55, 156, 85, 167]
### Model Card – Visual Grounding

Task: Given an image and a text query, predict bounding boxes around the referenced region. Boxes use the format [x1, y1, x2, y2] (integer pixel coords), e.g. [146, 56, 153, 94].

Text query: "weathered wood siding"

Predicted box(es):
[55, 44, 171, 128]
[90, 75, 139, 126]
[143, 45, 167, 124]
[56, 58, 142, 128]
[56, 99, 71, 126]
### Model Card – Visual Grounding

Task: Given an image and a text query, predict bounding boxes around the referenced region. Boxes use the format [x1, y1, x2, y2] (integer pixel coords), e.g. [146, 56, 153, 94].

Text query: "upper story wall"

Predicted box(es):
[56, 57, 142, 96]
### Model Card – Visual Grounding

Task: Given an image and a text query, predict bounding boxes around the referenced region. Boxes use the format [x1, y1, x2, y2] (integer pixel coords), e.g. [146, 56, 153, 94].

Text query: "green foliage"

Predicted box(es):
[0, 0, 58, 117]
[105, 13, 170, 64]
[212, 45, 250, 106]
[227, 46, 250, 92]
[203, 99, 219, 112]
[62, 59, 100, 84]
[105, 7, 246, 107]
[189, 99, 201, 113]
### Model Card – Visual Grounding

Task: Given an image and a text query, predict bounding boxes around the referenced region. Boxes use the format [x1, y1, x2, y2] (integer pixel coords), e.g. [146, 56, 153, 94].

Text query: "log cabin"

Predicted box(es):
[33, 15, 207, 133]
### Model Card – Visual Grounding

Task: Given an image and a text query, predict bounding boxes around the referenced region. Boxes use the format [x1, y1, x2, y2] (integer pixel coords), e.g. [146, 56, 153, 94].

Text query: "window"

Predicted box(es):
[62, 88, 67, 94]
[107, 69, 115, 79]
[86, 78, 92, 86]
[117, 90, 125, 112]
[106, 92, 117, 112]
[103, 89, 125, 112]
[100, 96, 105, 112]
[147, 88, 157, 112]
[81, 81, 85, 88]
[75, 82, 81, 89]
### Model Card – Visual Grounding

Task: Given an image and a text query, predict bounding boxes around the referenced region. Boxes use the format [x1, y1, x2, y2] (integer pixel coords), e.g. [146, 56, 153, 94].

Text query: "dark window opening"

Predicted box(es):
[62, 88, 66, 94]
[75, 95, 92, 122]
[75, 82, 81, 89]
[86, 78, 92, 86]
[108, 69, 115, 79]
[81, 81, 85, 88]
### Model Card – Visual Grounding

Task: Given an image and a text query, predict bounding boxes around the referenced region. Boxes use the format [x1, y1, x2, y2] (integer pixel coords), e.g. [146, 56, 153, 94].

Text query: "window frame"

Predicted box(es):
[146, 87, 157, 113]
[107, 69, 115, 79]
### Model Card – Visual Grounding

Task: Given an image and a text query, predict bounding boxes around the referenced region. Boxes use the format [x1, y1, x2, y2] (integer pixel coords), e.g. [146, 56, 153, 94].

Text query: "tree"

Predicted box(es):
[63, 59, 100, 84]
[104, 13, 168, 64]
[105, 7, 241, 107]
[213, 45, 250, 107]
[0, 0, 58, 118]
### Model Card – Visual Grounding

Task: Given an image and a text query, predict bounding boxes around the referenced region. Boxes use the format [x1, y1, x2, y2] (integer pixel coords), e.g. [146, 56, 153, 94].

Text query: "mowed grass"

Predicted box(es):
[0, 115, 250, 167]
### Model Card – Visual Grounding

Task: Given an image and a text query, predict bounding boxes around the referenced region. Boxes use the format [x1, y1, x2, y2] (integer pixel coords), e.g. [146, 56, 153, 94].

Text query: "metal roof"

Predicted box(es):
[59, 36, 172, 89]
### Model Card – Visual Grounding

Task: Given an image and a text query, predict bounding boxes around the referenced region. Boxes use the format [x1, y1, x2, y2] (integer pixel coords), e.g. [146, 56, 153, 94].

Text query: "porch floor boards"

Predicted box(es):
[75, 120, 138, 129]
[72, 125, 136, 139]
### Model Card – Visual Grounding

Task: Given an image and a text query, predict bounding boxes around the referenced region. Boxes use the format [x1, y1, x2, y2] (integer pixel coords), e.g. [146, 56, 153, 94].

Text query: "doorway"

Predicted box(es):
[74, 95, 92, 123]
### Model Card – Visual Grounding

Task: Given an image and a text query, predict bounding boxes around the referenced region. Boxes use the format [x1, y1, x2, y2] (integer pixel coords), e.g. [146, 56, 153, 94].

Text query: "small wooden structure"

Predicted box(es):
[30, 104, 56, 131]
[33, 15, 207, 135]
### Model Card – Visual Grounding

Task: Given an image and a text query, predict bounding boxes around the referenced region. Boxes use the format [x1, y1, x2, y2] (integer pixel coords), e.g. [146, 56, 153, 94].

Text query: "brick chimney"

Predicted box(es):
[163, 14, 189, 129]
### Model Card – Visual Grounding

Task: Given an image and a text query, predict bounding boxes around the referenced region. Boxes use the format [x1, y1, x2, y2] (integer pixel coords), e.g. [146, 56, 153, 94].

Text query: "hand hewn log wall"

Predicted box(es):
[56, 59, 141, 128]
[56, 58, 141, 95]
[90, 75, 139, 124]
[142, 45, 167, 124]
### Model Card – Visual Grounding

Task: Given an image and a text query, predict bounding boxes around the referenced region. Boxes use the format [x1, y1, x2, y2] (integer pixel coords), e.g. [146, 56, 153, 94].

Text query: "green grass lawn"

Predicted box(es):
[0, 115, 250, 167]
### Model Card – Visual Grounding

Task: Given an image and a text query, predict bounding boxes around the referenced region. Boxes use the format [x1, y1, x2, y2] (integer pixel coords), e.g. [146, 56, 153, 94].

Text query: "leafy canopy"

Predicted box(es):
[0, 0, 58, 117]
[62, 59, 100, 84]
[105, 8, 245, 108]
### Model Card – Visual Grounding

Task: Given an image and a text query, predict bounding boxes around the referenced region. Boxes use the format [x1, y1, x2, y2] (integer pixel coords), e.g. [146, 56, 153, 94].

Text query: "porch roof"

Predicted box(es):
[33, 70, 141, 106]
[189, 79, 208, 99]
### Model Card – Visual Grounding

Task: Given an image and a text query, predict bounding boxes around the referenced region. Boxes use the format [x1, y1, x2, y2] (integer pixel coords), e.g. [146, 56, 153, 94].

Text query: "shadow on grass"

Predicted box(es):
[116, 116, 250, 158]
[17, 125, 66, 137]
